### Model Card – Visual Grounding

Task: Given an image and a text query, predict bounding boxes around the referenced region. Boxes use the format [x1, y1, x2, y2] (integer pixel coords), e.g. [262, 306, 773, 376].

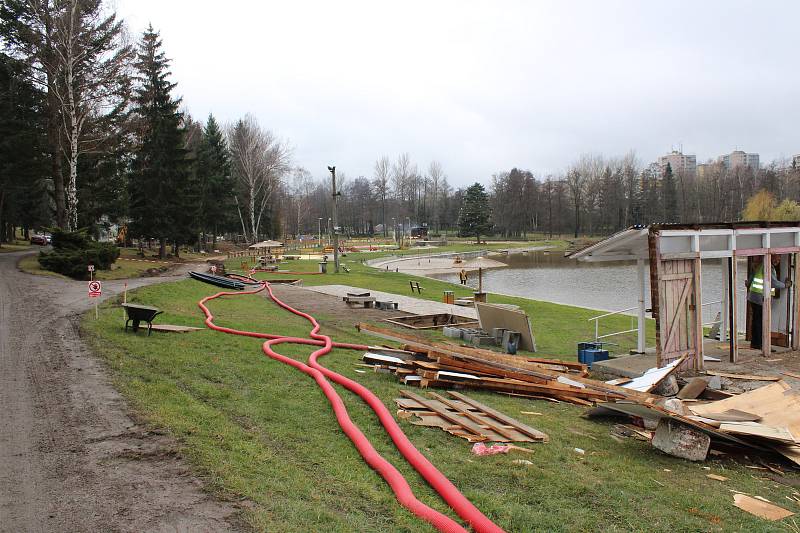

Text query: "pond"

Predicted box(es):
[430, 251, 747, 323]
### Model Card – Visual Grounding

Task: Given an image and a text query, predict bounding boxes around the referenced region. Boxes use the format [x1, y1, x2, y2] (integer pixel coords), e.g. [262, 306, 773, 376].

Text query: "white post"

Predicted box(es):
[721, 258, 730, 342]
[637, 258, 646, 353]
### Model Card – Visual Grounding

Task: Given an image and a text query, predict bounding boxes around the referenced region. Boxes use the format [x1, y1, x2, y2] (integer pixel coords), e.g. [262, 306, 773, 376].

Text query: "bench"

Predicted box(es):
[122, 303, 163, 336]
[409, 281, 424, 294]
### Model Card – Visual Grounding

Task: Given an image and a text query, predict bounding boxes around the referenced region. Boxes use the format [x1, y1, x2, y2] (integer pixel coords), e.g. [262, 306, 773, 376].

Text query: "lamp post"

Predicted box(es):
[328, 165, 340, 273]
[327, 218, 331, 245]
[318, 218, 323, 248]
[392, 217, 396, 246]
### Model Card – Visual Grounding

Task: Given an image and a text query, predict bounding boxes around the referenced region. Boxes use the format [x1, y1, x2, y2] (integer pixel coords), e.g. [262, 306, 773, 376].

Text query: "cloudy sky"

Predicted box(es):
[116, 0, 799, 185]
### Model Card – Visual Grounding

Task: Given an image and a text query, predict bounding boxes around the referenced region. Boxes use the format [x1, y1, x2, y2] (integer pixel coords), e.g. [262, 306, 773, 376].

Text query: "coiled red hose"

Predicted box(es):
[197, 282, 504, 533]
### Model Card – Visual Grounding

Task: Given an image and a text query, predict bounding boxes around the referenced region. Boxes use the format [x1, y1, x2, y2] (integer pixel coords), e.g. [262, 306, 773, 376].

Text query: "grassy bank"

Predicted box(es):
[81, 272, 797, 532]
[230, 246, 645, 357]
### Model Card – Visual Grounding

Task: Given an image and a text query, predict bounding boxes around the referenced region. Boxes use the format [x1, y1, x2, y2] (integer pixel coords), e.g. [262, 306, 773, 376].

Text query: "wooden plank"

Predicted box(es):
[730, 256, 739, 363]
[705, 370, 780, 381]
[680, 260, 690, 357]
[764, 253, 772, 358]
[793, 252, 800, 351]
[447, 391, 550, 442]
[649, 231, 664, 366]
[676, 377, 708, 399]
[660, 272, 694, 281]
[693, 257, 704, 370]
[718, 421, 796, 443]
[400, 390, 489, 438]
[427, 392, 521, 441]
[733, 493, 795, 521]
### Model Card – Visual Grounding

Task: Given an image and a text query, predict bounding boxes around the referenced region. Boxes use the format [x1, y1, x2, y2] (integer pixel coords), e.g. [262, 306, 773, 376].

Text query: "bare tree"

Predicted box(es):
[228, 114, 292, 243]
[428, 160, 444, 232]
[566, 167, 584, 238]
[372, 155, 390, 236]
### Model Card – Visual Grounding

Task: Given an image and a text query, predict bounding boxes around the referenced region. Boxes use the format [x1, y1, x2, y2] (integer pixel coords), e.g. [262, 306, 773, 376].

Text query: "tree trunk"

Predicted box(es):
[159, 238, 165, 259]
[49, 90, 66, 229]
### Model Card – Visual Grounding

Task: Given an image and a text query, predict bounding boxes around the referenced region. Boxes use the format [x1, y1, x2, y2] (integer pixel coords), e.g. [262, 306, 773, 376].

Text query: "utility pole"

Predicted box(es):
[328, 165, 340, 273]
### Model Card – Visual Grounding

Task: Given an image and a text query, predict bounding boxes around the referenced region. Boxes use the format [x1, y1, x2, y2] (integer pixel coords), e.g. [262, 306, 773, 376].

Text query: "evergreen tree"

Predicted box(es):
[128, 26, 190, 258]
[662, 163, 678, 222]
[196, 114, 233, 248]
[0, 52, 49, 242]
[457, 182, 492, 242]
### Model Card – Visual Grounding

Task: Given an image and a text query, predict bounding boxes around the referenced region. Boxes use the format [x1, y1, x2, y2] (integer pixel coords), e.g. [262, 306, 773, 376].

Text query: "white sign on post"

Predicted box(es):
[88, 280, 102, 298]
[87, 264, 95, 272]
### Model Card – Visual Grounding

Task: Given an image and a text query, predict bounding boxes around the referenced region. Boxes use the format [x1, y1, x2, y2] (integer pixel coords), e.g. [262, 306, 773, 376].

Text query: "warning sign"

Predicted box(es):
[88, 280, 102, 298]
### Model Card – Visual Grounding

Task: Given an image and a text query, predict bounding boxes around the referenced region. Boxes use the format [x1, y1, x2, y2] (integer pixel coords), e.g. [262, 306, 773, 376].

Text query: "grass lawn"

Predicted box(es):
[82, 272, 800, 532]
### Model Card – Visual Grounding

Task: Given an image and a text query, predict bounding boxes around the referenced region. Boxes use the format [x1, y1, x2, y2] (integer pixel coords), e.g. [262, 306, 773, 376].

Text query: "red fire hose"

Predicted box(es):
[196, 282, 504, 533]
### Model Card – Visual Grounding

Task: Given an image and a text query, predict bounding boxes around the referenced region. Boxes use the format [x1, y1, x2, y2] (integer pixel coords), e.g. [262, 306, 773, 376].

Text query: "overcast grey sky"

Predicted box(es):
[117, 0, 799, 185]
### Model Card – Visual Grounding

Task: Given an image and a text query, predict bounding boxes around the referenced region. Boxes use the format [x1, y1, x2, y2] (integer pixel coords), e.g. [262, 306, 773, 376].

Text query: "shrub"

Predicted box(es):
[38, 229, 120, 279]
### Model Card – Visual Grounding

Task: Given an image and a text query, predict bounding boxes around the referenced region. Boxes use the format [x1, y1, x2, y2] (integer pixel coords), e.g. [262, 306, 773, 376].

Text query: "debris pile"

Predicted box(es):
[357, 322, 657, 406]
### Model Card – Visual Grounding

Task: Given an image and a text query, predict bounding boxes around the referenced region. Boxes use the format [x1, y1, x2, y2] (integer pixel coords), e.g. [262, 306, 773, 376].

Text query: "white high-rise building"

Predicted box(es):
[658, 150, 696, 176]
[720, 150, 759, 171]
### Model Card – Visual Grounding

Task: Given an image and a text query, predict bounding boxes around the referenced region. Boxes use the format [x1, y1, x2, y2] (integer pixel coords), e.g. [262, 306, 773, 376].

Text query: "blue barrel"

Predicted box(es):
[577, 342, 601, 364]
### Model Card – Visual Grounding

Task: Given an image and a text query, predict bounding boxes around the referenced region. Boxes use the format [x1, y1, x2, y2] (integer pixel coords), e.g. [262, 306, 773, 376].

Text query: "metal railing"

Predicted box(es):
[589, 306, 639, 342]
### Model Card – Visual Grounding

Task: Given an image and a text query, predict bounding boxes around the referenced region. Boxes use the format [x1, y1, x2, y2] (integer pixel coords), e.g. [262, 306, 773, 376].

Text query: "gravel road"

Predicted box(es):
[0, 251, 246, 532]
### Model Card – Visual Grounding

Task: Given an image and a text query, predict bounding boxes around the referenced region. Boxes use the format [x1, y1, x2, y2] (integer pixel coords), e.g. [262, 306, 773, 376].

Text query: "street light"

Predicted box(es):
[327, 217, 332, 246]
[318, 218, 323, 249]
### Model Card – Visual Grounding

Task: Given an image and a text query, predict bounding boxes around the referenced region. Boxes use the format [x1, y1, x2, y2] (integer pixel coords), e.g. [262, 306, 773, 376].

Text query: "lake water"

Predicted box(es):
[430, 251, 747, 322]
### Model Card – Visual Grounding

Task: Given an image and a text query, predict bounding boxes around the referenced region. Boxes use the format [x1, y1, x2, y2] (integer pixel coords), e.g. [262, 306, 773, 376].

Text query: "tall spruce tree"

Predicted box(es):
[662, 162, 678, 222]
[128, 25, 190, 258]
[197, 114, 233, 248]
[457, 182, 492, 243]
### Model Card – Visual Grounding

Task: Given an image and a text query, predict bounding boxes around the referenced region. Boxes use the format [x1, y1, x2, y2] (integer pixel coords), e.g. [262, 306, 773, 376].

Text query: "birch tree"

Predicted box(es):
[228, 114, 292, 243]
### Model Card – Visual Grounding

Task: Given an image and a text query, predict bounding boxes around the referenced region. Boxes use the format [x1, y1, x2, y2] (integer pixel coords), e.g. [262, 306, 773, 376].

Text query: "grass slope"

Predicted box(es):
[83, 277, 798, 532]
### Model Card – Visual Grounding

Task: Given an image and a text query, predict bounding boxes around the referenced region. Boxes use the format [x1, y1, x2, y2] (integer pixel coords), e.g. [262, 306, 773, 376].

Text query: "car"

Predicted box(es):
[30, 234, 47, 245]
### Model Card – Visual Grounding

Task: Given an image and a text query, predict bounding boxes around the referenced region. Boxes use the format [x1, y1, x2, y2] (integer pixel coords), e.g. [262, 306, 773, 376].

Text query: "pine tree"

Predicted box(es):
[457, 182, 492, 242]
[128, 25, 190, 258]
[196, 114, 233, 248]
[662, 163, 678, 222]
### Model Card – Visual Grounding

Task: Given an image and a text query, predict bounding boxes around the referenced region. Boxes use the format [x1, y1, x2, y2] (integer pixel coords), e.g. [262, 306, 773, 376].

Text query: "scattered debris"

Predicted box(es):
[148, 324, 202, 333]
[512, 459, 534, 465]
[471, 443, 512, 456]
[396, 390, 548, 443]
[733, 493, 794, 521]
[574, 447, 585, 455]
[475, 302, 537, 352]
[706, 474, 729, 481]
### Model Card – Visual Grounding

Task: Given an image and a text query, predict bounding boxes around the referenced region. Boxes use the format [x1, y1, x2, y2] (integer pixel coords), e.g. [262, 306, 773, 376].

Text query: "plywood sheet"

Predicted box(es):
[475, 302, 536, 351]
[733, 493, 794, 521]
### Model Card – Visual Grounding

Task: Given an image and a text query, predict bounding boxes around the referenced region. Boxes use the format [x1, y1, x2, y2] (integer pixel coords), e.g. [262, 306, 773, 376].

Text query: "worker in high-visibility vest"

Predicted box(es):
[746, 255, 791, 350]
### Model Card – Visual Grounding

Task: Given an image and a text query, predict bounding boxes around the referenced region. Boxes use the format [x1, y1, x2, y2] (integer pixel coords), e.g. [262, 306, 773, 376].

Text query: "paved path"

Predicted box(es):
[0, 250, 244, 533]
[305, 284, 478, 318]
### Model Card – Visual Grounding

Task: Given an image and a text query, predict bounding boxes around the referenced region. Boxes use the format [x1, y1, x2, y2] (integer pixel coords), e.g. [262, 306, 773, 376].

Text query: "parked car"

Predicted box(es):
[30, 234, 47, 245]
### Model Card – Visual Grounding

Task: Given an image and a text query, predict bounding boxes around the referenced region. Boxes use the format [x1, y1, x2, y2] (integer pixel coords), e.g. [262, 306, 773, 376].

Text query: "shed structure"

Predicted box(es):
[569, 222, 800, 369]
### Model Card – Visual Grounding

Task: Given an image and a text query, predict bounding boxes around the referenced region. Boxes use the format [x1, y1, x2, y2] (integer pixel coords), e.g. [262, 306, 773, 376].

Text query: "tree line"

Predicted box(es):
[0, 0, 289, 257]
[3, 1, 798, 253]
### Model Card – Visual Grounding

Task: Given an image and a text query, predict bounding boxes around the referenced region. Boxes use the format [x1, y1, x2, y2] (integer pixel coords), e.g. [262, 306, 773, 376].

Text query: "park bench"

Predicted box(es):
[409, 281, 424, 294]
[122, 303, 163, 336]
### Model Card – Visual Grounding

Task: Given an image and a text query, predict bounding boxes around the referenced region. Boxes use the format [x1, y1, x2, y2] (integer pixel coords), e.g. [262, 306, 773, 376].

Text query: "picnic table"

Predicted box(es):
[122, 303, 163, 336]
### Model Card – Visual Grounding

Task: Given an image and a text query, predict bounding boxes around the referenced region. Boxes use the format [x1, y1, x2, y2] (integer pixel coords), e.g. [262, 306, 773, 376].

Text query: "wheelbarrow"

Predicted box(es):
[122, 303, 163, 336]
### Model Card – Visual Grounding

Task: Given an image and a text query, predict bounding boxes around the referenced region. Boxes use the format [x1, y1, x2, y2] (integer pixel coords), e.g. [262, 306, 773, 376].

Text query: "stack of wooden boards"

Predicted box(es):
[357, 323, 660, 406]
[396, 390, 549, 443]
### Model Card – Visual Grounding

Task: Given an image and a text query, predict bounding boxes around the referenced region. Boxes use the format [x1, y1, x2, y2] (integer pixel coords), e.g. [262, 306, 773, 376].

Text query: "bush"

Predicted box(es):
[38, 229, 120, 279]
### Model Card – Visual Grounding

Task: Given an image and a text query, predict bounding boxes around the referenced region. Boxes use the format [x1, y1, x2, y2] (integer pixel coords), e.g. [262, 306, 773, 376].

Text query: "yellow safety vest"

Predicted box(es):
[751, 264, 776, 297]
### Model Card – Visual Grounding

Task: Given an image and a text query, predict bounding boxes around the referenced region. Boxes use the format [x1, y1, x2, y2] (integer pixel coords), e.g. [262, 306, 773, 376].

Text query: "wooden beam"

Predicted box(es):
[649, 231, 665, 367]
[660, 252, 700, 260]
[735, 248, 768, 257]
[793, 253, 800, 351]
[693, 257, 704, 370]
[427, 392, 519, 441]
[730, 257, 739, 363]
[663, 277, 693, 352]
[763, 253, 772, 358]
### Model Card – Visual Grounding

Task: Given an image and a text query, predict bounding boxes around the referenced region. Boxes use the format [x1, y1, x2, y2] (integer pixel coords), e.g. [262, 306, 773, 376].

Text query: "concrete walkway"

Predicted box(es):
[306, 284, 478, 319]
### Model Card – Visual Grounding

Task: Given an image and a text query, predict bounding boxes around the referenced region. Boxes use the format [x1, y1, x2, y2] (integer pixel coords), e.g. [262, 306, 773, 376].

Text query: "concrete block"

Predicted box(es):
[472, 335, 496, 347]
[652, 418, 710, 461]
[652, 374, 679, 396]
[442, 326, 463, 339]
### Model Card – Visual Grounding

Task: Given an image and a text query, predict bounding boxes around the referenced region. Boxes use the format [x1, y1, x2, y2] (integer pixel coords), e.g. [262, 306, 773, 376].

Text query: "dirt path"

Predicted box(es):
[0, 251, 246, 533]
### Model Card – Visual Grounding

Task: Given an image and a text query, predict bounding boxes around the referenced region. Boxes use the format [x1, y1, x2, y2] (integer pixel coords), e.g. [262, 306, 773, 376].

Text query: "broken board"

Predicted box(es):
[149, 324, 203, 333]
[475, 302, 536, 351]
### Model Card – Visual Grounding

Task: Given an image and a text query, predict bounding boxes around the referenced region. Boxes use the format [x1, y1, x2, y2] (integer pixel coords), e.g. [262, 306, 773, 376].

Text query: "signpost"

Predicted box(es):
[88, 280, 101, 319]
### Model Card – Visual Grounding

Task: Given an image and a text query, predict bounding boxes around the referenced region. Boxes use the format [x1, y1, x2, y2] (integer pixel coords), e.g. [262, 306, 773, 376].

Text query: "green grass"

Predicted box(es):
[231, 247, 644, 357]
[82, 277, 800, 532]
